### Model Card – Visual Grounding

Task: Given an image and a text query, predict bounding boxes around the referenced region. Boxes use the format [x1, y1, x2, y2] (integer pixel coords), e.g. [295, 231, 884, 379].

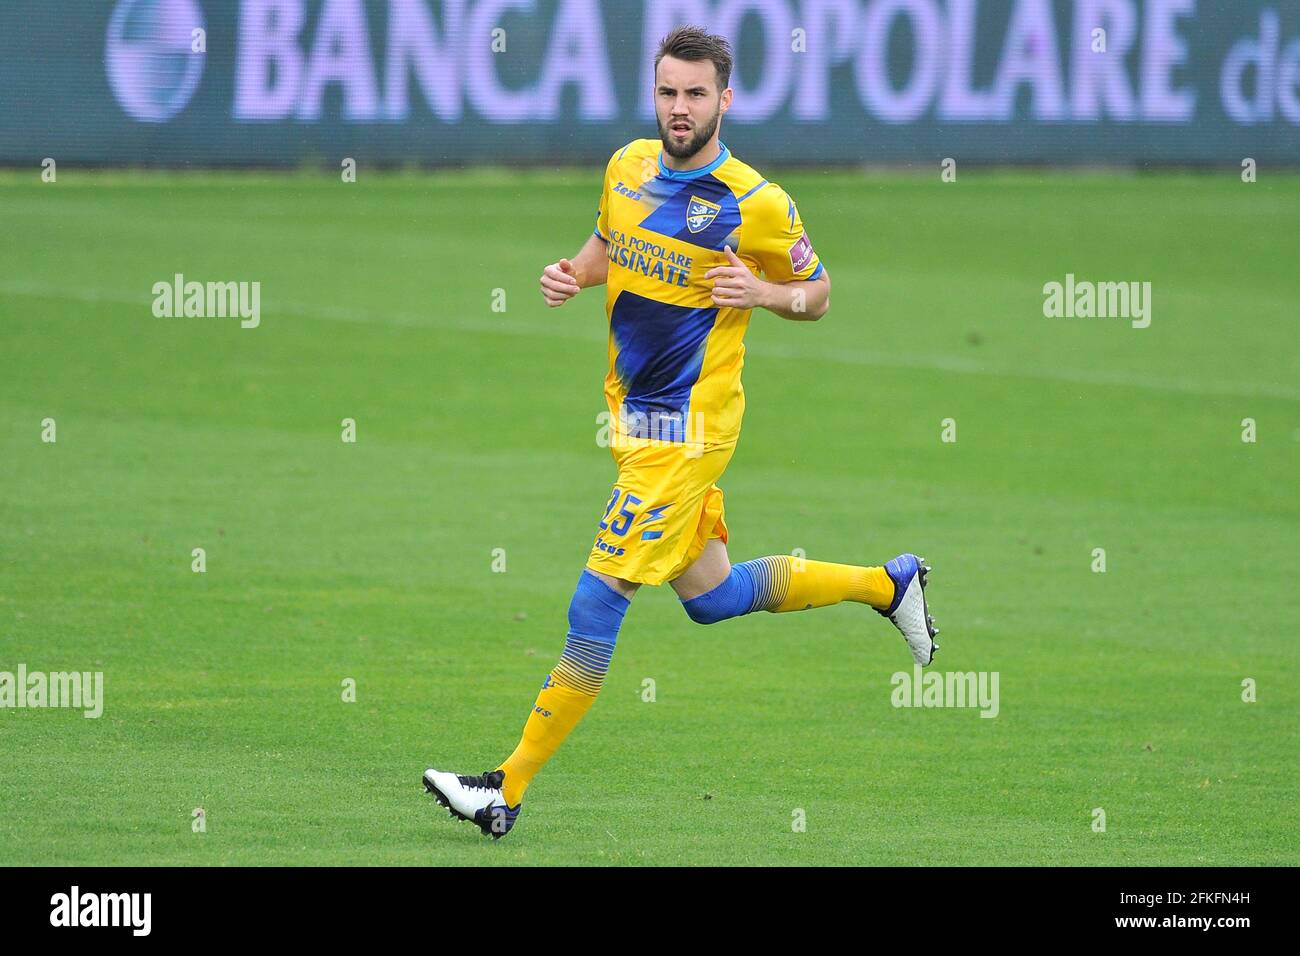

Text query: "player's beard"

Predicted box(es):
[658, 105, 721, 161]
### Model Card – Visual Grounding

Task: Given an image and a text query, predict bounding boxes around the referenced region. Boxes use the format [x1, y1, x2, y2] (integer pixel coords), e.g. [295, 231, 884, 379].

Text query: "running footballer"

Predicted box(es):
[423, 25, 940, 839]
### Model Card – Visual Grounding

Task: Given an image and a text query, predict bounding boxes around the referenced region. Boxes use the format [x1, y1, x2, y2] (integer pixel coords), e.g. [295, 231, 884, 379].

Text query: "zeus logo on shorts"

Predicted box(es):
[594, 537, 625, 557]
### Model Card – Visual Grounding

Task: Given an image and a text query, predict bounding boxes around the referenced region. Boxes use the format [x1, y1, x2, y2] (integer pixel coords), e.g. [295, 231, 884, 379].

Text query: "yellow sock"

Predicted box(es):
[746, 555, 894, 612]
[497, 679, 596, 806]
[495, 570, 626, 807]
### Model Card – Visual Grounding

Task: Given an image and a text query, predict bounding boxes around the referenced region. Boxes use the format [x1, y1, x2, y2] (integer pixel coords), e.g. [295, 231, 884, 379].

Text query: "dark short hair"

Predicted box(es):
[654, 25, 733, 92]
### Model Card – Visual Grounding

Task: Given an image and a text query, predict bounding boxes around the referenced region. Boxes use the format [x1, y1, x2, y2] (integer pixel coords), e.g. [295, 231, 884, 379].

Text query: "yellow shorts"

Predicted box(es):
[585, 438, 736, 586]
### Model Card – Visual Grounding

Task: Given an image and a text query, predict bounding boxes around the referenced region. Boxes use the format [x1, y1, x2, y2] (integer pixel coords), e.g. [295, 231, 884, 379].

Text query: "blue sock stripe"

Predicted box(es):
[552, 660, 604, 695]
[556, 652, 610, 677]
[559, 636, 615, 671]
[739, 556, 791, 612]
[553, 571, 628, 695]
[554, 636, 616, 694]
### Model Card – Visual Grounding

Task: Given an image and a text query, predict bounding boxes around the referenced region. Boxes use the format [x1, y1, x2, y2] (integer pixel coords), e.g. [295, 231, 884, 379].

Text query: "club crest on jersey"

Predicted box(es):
[686, 195, 721, 233]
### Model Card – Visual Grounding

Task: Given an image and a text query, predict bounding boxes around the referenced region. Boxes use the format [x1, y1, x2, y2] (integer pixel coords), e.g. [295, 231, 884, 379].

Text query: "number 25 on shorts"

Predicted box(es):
[599, 489, 642, 537]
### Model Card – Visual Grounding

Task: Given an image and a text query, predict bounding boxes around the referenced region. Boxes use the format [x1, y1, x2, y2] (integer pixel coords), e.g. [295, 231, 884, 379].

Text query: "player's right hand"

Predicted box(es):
[540, 258, 581, 307]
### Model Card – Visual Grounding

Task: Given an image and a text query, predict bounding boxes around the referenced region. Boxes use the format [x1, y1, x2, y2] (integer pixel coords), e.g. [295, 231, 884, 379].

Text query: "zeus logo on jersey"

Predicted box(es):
[686, 196, 721, 233]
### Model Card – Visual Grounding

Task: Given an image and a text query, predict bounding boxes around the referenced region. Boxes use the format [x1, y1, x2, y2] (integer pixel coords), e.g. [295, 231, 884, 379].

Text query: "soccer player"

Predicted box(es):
[424, 25, 939, 839]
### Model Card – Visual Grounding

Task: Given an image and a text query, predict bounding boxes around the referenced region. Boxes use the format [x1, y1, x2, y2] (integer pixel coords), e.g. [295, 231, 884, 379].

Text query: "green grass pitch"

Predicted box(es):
[1, 167, 1296, 866]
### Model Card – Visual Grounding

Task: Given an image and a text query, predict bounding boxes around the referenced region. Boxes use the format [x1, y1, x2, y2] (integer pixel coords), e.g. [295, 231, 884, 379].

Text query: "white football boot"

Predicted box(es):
[877, 553, 939, 666]
[422, 768, 521, 839]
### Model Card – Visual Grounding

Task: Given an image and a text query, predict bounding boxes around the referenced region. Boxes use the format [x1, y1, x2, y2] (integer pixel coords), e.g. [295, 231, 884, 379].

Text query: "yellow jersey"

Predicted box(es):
[593, 138, 823, 447]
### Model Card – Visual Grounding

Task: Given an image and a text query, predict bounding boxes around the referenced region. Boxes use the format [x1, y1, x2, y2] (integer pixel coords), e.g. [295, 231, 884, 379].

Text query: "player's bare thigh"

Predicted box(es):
[668, 538, 731, 601]
[587, 568, 640, 600]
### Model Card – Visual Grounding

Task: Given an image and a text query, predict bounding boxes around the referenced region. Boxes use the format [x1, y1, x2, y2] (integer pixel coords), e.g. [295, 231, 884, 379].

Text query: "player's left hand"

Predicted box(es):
[705, 245, 765, 310]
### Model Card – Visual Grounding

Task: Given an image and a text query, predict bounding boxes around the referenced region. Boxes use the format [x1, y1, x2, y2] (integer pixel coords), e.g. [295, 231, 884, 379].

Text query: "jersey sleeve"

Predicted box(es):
[745, 185, 823, 283]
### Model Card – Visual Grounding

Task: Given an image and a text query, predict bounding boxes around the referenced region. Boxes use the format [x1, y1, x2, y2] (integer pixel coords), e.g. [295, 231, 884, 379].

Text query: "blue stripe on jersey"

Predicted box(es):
[808, 261, 824, 280]
[610, 289, 718, 441]
[637, 174, 741, 252]
[736, 179, 768, 203]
